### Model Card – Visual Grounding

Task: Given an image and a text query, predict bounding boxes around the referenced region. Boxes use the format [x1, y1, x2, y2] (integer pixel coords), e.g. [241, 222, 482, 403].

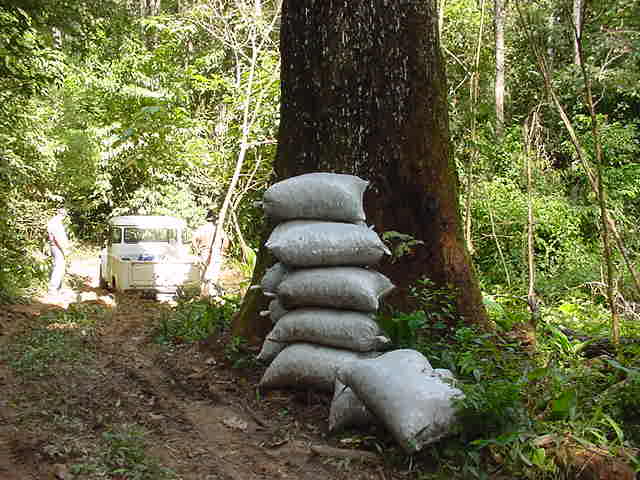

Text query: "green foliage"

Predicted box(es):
[155, 294, 239, 345]
[377, 277, 458, 347]
[390, 274, 640, 478]
[224, 335, 257, 369]
[418, 323, 531, 437]
[72, 424, 176, 480]
[472, 178, 604, 299]
[377, 310, 427, 348]
[381, 231, 424, 263]
[4, 304, 102, 377]
[0, 6, 64, 97]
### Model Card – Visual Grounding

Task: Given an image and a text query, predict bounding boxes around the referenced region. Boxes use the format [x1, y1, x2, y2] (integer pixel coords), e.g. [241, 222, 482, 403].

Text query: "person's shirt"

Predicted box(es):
[192, 222, 216, 251]
[193, 222, 228, 253]
[47, 216, 69, 251]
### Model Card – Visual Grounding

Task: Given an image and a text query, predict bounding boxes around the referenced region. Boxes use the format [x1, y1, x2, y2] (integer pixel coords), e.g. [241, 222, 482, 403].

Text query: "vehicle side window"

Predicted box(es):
[123, 227, 176, 243]
[124, 228, 143, 244]
[110, 227, 122, 244]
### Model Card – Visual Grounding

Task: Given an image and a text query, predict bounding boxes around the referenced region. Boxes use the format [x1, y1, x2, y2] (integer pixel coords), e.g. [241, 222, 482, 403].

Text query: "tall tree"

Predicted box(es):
[233, 0, 488, 339]
[494, 0, 506, 138]
[572, 0, 583, 66]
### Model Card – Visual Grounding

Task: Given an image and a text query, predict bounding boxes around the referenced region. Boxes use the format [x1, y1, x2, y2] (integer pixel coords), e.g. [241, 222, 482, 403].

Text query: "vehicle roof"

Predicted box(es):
[108, 215, 187, 228]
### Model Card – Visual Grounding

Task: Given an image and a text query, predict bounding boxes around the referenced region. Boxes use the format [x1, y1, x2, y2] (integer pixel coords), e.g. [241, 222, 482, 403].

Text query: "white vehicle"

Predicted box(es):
[99, 215, 201, 295]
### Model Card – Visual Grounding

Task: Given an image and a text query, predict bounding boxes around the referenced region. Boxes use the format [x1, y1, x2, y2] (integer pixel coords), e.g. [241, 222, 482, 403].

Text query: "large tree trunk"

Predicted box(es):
[233, 0, 488, 340]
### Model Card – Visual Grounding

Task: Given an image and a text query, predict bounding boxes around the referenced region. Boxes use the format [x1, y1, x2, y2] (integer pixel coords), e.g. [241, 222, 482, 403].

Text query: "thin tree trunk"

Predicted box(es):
[486, 194, 510, 287]
[524, 109, 541, 328]
[573, 0, 583, 66]
[547, 11, 556, 68]
[438, 0, 446, 44]
[575, 19, 619, 344]
[494, 0, 506, 139]
[201, 0, 281, 295]
[464, 0, 487, 254]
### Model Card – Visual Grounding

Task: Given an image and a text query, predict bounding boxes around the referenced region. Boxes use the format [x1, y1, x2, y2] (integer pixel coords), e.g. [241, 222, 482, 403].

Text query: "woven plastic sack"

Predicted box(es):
[256, 338, 285, 363]
[265, 221, 390, 268]
[267, 308, 390, 352]
[329, 379, 378, 432]
[277, 267, 394, 312]
[268, 298, 289, 322]
[337, 349, 463, 453]
[262, 172, 368, 223]
[259, 343, 379, 392]
[329, 364, 459, 433]
[260, 262, 289, 294]
[330, 349, 431, 432]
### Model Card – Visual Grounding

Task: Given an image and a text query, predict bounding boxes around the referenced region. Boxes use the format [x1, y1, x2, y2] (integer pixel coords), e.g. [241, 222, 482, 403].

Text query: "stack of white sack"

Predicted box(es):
[255, 173, 394, 392]
[332, 349, 464, 453]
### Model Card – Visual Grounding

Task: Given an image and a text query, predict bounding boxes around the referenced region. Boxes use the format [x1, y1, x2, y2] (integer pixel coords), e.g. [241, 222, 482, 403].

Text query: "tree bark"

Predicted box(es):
[494, 0, 506, 139]
[573, 0, 583, 66]
[231, 235, 275, 342]
[234, 0, 488, 338]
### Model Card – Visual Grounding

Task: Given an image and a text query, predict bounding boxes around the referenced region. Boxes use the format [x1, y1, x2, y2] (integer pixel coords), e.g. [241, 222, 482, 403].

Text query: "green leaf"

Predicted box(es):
[526, 367, 548, 382]
[530, 447, 546, 467]
[601, 413, 625, 444]
[550, 390, 577, 419]
[141, 105, 162, 114]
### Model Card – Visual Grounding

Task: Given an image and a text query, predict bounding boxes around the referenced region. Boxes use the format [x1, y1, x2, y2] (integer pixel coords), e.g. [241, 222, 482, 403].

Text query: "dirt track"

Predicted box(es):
[0, 256, 415, 480]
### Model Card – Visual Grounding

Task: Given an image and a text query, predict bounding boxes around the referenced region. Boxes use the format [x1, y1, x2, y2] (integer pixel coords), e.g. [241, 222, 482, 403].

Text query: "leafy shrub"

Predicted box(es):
[377, 277, 457, 348]
[155, 294, 239, 345]
[471, 178, 601, 300]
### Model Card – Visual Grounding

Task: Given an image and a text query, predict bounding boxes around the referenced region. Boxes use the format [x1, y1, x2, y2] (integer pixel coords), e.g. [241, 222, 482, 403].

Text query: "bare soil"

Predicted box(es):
[0, 255, 420, 480]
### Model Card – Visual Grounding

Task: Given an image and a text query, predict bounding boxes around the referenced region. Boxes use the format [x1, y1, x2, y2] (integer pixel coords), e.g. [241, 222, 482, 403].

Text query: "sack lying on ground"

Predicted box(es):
[263, 172, 369, 223]
[267, 308, 391, 352]
[329, 379, 378, 432]
[277, 267, 394, 312]
[266, 221, 390, 267]
[259, 343, 379, 392]
[337, 349, 463, 453]
[260, 262, 290, 294]
[329, 364, 457, 433]
[330, 349, 431, 432]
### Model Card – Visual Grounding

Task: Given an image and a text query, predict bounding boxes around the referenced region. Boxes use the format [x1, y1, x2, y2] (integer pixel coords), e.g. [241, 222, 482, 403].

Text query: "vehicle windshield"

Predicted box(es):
[123, 227, 178, 244]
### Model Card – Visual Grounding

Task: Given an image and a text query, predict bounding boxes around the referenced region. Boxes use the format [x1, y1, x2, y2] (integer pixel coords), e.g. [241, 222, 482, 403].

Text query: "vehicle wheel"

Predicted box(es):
[98, 264, 107, 289]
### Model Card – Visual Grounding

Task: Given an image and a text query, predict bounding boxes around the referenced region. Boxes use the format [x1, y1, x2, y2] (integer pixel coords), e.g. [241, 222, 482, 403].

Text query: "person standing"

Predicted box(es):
[192, 212, 228, 263]
[47, 208, 70, 295]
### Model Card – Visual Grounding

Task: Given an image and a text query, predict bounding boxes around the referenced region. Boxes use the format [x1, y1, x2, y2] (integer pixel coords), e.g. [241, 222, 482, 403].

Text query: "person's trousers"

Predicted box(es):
[49, 245, 65, 293]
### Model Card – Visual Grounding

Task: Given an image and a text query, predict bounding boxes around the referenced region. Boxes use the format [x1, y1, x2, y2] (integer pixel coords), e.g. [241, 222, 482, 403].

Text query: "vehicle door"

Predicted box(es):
[105, 226, 123, 285]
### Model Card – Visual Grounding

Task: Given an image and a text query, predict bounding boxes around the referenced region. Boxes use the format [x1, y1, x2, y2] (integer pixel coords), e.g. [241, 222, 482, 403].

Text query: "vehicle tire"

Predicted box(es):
[98, 264, 108, 289]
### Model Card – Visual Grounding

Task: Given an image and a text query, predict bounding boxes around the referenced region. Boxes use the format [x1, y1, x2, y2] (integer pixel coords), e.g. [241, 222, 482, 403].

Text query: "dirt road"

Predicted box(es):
[0, 256, 414, 480]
